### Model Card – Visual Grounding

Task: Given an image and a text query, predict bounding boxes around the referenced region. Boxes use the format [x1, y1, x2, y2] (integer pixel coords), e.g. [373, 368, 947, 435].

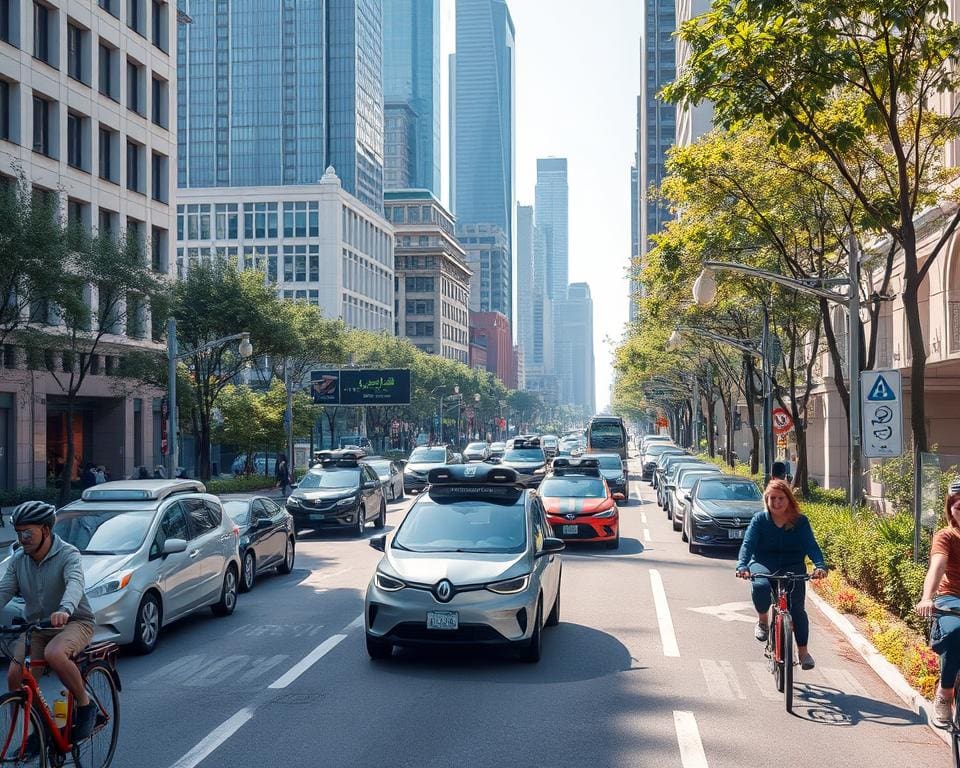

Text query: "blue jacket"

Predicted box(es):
[736, 511, 826, 573]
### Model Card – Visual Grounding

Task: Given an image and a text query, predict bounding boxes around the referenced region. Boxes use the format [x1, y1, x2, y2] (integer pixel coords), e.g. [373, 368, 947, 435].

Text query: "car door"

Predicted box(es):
[532, 499, 559, 613]
[182, 499, 227, 606]
[151, 502, 196, 622]
[247, 500, 274, 566]
[390, 463, 402, 497]
[258, 499, 286, 565]
[360, 465, 380, 521]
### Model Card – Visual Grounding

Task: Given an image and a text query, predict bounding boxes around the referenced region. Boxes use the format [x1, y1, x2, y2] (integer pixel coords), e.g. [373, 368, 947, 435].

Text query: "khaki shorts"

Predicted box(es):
[10, 622, 94, 664]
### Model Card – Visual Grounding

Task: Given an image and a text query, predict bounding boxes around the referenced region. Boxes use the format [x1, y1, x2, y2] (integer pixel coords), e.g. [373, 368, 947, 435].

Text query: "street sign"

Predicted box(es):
[310, 369, 411, 405]
[771, 408, 794, 435]
[861, 369, 903, 458]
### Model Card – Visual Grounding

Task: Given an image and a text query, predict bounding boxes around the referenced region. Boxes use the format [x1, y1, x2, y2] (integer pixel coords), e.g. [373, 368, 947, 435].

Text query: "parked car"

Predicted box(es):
[286, 451, 386, 536]
[463, 442, 491, 462]
[223, 497, 296, 592]
[364, 464, 563, 662]
[403, 445, 460, 494]
[0, 480, 242, 654]
[681, 475, 764, 554]
[641, 443, 683, 481]
[669, 467, 724, 532]
[231, 453, 278, 477]
[657, 457, 707, 509]
[365, 457, 405, 502]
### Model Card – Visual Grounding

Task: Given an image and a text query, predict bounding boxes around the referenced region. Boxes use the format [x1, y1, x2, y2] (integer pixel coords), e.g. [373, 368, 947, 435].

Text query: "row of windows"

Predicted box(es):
[342, 249, 391, 305]
[341, 205, 391, 266]
[442, 322, 468, 346]
[342, 293, 392, 333]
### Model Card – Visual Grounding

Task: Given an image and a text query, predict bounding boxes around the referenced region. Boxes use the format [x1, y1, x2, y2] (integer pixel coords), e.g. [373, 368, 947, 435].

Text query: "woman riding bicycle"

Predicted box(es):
[916, 479, 960, 726]
[736, 479, 827, 670]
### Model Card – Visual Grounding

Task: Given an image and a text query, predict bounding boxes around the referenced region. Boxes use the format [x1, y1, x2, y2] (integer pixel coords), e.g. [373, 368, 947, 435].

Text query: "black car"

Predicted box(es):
[403, 445, 460, 493]
[682, 475, 765, 554]
[223, 496, 297, 592]
[590, 453, 629, 499]
[286, 451, 386, 536]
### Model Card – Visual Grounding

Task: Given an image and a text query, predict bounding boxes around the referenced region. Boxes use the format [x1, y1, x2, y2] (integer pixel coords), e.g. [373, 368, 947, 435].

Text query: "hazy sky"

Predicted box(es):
[439, 0, 643, 412]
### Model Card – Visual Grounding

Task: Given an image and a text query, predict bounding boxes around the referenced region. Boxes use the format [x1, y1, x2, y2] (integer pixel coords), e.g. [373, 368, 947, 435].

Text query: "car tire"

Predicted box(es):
[546, 582, 561, 627]
[211, 566, 239, 617]
[521, 600, 543, 663]
[386, 485, 394, 502]
[132, 593, 161, 655]
[366, 633, 393, 660]
[240, 551, 256, 593]
[688, 540, 700, 554]
[354, 505, 366, 537]
[673, 513, 682, 532]
[278, 536, 295, 574]
[396, 485, 404, 501]
[373, 500, 386, 530]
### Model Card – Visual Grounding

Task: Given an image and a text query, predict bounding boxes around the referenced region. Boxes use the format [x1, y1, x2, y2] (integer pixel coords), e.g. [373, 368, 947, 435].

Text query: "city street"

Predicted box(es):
[105, 460, 946, 767]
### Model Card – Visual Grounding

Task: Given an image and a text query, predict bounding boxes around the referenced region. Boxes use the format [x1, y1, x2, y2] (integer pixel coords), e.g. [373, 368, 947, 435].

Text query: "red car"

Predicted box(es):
[538, 459, 622, 549]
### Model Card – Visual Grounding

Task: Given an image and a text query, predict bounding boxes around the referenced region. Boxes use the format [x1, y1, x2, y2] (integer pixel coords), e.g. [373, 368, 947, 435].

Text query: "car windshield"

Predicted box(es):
[539, 476, 606, 498]
[466, 443, 487, 452]
[409, 447, 446, 463]
[298, 468, 360, 489]
[646, 444, 676, 457]
[594, 456, 622, 470]
[55, 509, 156, 555]
[365, 461, 391, 477]
[393, 496, 527, 553]
[679, 472, 718, 490]
[222, 501, 251, 525]
[503, 448, 545, 462]
[697, 480, 762, 501]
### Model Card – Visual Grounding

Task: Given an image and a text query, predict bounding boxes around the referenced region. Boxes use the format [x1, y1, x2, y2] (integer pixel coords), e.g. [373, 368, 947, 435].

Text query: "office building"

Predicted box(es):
[450, 0, 515, 252]
[386, 189, 470, 362]
[535, 157, 568, 302]
[554, 283, 596, 417]
[630, 155, 640, 321]
[177, 167, 394, 332]
[383, 0, 440, 195]
[0, 0, 178, 488]
[177, 0, 385, 210]
[458, 223, 511, 322]
[516, 205, 536, 359]
[675, 0, 713, 146]
[470, 311, 515, 388]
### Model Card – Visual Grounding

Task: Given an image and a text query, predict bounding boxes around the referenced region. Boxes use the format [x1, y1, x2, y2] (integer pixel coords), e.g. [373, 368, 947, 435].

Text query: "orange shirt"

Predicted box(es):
[932, 527, 960, 596]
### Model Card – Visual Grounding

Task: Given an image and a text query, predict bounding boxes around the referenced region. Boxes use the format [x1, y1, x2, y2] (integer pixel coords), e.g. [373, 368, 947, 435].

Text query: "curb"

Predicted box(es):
[807, 587, 950, 747]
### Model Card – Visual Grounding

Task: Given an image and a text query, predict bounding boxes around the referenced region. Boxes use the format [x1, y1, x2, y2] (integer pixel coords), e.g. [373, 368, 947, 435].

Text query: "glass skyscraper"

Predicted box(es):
[535, 157, 568, 303]
[177, 0, 384, 211]
[382, 0, 441, 195]
[450, 0, 515, 249]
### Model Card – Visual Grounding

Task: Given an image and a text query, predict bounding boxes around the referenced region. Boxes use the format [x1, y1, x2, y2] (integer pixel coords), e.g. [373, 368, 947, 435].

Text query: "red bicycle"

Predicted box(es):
[748, 572, 812, 713]
[0, 621, 121, 767]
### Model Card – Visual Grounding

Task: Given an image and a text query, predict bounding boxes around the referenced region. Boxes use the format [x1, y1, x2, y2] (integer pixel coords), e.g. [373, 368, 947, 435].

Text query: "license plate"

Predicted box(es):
[309, 513, 327, 521]
[728, 529, 744, 539]
[426, 611, 459, 630]
[562, 525, 579, 535]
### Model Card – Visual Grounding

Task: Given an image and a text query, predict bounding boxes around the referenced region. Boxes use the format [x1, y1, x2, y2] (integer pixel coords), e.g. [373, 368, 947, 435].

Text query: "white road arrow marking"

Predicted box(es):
[689, 601, 757, 623]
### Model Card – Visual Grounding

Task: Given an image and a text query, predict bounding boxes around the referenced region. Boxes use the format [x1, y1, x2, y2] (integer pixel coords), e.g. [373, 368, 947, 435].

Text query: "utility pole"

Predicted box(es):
[848, 232, 863, 510]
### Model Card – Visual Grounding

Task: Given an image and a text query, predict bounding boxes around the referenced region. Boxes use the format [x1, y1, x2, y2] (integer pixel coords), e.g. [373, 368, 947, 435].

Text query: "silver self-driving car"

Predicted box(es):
[364, 464, 564, 662]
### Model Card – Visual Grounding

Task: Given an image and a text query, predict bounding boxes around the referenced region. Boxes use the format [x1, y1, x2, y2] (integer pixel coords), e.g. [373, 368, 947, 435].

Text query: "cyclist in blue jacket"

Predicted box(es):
[736, 479, 827, 670]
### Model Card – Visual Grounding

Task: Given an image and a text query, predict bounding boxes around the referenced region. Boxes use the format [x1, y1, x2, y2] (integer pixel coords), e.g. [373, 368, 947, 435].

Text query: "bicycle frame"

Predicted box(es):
[772, 583, 791, 665]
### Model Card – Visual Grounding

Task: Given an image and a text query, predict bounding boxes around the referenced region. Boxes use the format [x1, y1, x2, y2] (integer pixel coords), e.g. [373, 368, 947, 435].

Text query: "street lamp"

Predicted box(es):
[693, 233, 863, 508]
[166, 318, 252, 479]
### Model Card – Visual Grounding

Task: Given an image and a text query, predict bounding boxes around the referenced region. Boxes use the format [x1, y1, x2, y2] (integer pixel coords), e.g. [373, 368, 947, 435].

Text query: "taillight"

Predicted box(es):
[232, 525, 240, 537]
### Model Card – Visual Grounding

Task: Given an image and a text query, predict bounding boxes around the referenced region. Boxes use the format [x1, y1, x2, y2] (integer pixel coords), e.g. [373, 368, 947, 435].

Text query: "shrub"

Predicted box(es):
[204, 476, 277, 494]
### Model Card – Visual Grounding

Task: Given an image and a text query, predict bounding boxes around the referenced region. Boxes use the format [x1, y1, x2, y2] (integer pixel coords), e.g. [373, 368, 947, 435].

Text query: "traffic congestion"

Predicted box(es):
[0, 415, 949, 767]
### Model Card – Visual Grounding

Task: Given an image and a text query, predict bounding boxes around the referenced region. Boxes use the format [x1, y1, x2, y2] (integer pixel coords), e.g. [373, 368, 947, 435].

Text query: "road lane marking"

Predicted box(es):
[649, 569, 680, 657]
[819, 666, 869, 698]
[268, 634, 347, 689]
[689, 601, 756, 623]
[236, 655, 290, 684]
[346, 613, 364, 630]
[169, 707, 254, 768]
[640, 512, 648, 524]
[673, 711, 709, 768]
[699, 659, 746, 700]
[745, 661, 780, 700]
[643, 528, 651, 542]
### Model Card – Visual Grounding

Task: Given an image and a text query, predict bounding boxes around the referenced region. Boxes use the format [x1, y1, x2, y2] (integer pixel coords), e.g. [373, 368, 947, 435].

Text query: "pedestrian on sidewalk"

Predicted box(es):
[916, 479, 960, 726]
[276, 454, 292, 497]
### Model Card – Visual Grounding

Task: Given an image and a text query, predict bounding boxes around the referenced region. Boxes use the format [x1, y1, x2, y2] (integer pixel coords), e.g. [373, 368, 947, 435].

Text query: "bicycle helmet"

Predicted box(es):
[11, 501, 56, 528]
[950, 478, 960, 496]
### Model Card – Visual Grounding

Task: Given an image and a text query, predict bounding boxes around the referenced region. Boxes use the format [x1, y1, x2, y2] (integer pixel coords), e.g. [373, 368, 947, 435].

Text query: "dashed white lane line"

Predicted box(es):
[346, 612, 364, 630]
[699, 659, 746, 700]
[640, 512, 648, 524]
[268, 633, 347, 689]
[674, 711, 709, 768]
[649, 569, 680, 657]
[643, 528, 652, 542]
[169, 707, 255, 768]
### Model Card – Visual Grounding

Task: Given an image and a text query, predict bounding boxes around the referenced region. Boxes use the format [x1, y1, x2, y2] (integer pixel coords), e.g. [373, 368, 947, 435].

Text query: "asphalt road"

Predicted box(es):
[102, 460, 946, 768]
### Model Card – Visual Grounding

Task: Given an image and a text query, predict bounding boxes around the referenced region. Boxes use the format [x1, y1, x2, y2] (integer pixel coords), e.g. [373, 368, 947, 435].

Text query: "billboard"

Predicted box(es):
[311, 369, 411, 406]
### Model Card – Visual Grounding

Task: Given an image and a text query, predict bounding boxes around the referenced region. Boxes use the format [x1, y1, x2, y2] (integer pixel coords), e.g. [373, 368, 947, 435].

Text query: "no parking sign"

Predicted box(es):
[771, 408, 794, 435]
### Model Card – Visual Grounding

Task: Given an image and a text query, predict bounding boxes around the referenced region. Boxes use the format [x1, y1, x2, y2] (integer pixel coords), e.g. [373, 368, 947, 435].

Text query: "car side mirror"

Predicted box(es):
[684, 493, 692, 502]
[369, 534, 387, 552]
[538, 537, 565, 556]
[363, 480, 379, 490]
[255, 517, 272, 529]
[485, 456, 502, 464]
[613, 492, 625, 501]
[162, 538, 188, 556]
[290, 483, 298, 489]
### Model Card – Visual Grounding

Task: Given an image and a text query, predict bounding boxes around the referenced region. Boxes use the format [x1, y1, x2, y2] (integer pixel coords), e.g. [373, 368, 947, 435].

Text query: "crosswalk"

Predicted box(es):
[698, 657, 870, 701]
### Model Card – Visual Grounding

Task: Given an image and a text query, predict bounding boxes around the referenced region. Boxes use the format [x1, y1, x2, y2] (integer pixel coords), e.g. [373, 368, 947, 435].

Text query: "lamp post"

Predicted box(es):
[166, 318, 252, 479]
[694, 236, 863, 508]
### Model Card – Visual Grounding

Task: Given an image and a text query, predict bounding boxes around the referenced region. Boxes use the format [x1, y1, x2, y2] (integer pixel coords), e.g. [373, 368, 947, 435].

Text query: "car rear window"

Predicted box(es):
[409, 447, 446, 463]
[539, 476, 606, 498]
[697, 480, 762, 501]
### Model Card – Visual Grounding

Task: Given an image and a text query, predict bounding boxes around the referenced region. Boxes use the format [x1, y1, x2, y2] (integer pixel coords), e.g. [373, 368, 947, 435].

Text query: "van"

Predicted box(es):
[586, 415, 628, 460]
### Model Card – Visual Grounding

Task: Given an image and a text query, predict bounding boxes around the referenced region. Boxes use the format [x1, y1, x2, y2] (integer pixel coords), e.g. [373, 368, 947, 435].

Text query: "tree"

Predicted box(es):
[664, 0, 960, 454]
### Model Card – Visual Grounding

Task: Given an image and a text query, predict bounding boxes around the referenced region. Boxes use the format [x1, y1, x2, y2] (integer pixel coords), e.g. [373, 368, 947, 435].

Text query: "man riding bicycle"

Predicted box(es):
[0, 501, 98, 741]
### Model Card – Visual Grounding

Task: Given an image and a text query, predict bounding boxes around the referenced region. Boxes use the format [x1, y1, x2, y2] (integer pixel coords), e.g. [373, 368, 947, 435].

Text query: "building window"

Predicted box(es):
[282, 201, 319, 237]
[97, 0, 117, 17]
[151, 0, 166, 52]
[98, 42, 117, 100]
[98, 207, 116, 235]
[127, 0, 145, 35]
[32, 95, 52, 156]
[151, 151, 167, 202]
[150, 75, 167, 127]
[33, 2, 52, 65]
[126, 140, 142, 192]
[0, 80, 9, 142]
[214, 203, 238, 239]
[127, 59, 144, 115]
[243, 202, 278, 239]
[0, 0, 13, 46]
[67, 23, 87, 83]
[67, 112, 85, 169]
[98, 125, 117, 182]
[151, 226, 167, 272]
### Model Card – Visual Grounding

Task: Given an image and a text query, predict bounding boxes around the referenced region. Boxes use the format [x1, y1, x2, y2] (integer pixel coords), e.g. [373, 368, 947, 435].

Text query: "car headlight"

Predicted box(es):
[336, 496, 358, 507]
[692, 509, 713, 523]
[593, 505, 617, 518]
[533, 467, 546, 475]
[486, 574, 530, 595]
[375, 571, 406, 591]
[286, 496, 301, 507]
[86, 571, 133, 599]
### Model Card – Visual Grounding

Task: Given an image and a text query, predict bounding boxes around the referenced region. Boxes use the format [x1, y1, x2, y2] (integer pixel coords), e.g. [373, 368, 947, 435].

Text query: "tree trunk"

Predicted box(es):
[720, 392, 734, 467]
[59, 401, 77, 507]
[794, 422, 809, 498]
[198, 409, 211, 480]
[744, 357, 760, 475]
[902, 275, 928, 453]
[819, 297, 851, 427]
[706, 396, 717, 458]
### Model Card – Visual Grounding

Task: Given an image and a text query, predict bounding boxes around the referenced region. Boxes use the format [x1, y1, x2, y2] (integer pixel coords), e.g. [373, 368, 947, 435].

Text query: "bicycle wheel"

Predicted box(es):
[73, 664, 119, 768]
[952, 682, 960, 768]
[781, 613, 795, 713]
[0, 691, 47, 767]
[773, 612, 785, 693]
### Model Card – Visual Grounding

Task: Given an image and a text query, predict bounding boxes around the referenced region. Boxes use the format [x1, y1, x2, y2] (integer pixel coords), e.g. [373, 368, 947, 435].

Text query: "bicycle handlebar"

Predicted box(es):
[0, 620, 56, 634]
[741, 572, 816, 582]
